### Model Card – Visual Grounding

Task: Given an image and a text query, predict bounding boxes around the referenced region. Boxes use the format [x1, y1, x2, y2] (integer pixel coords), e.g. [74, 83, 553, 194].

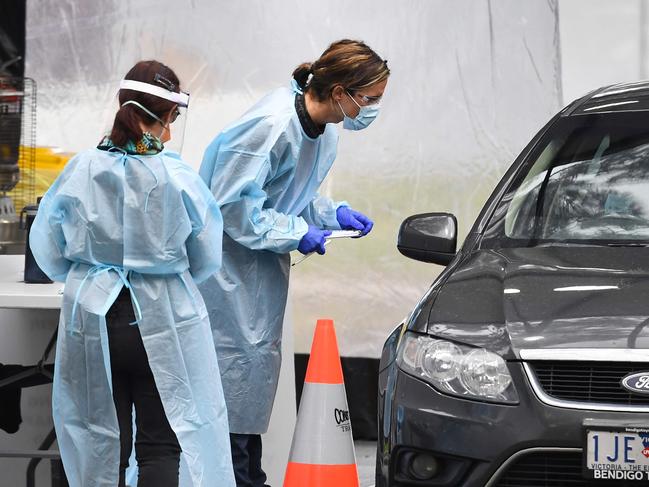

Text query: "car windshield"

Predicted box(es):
[483, 111, 649, 247]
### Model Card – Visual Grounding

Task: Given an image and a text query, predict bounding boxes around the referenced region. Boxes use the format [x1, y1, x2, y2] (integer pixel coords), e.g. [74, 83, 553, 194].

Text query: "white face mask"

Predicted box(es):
[121, 100, 171, 141]
[337, 91, 381, 131]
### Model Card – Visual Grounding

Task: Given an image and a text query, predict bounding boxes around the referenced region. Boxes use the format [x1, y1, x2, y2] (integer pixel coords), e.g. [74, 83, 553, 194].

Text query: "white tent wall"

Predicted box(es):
[26, 0, 562, 360]
[559, 0, 649, 105]
[290, 1, 563, 359]
[14, 1, 562, 485]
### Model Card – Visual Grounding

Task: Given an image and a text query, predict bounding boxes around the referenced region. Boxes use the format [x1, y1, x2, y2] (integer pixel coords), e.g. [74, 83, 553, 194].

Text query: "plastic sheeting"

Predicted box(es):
[559, 0, 648, 104]
[26, 0, 562, 359]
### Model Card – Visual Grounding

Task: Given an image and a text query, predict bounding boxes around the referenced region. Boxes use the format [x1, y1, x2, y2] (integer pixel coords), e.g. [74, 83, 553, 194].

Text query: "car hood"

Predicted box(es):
[426, 245, 649, 357]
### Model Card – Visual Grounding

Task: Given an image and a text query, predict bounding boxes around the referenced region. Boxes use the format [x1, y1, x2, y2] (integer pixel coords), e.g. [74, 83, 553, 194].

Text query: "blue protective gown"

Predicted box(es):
[198, 81, 346, 434]
[30, 149, 236, 487]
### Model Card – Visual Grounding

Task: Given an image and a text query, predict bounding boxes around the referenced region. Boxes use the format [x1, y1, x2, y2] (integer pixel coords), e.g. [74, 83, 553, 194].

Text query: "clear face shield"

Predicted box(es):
[101, 78, 190, 155]
[149, 102, 189, 155]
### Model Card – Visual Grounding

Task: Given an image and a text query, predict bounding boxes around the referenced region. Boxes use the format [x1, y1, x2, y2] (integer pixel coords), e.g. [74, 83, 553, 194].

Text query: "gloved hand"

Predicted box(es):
[298, 226, 332, 255]
[336, 206, 374, 236]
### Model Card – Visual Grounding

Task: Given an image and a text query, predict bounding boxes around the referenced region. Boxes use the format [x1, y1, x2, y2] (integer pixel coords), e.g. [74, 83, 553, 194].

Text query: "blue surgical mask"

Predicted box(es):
[337, 91, 381, 131]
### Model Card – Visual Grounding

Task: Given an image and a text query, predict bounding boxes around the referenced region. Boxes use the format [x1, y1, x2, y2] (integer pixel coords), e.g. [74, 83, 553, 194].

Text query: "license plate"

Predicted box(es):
[585, 427, 649, 481]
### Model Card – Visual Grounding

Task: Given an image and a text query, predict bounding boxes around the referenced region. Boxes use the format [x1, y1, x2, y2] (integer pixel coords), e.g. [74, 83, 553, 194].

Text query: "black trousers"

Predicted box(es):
[107, 289, 181, 487]
[230, 434, 270, 487]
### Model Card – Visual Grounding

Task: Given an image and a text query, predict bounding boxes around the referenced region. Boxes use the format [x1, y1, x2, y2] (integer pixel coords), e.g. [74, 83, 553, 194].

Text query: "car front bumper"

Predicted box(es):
[377, 361, 646, 487]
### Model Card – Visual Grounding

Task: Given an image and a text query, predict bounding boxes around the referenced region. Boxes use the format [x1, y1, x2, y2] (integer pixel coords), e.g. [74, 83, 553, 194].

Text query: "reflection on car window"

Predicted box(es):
[488, 112, 649, 245]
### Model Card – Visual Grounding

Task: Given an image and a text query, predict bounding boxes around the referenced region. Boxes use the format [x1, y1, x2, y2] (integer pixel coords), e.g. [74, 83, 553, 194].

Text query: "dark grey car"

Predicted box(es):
[377, 82, 649, 487]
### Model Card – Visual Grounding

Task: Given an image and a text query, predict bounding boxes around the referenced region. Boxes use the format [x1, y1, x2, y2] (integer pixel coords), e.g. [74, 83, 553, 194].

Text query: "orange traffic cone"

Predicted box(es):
[283, 319, 359, 487]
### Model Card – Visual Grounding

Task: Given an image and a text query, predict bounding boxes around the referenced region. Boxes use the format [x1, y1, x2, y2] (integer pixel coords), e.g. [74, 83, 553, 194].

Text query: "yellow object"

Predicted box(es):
[12, 146, 73, 211]
[33, 146, 73, 194]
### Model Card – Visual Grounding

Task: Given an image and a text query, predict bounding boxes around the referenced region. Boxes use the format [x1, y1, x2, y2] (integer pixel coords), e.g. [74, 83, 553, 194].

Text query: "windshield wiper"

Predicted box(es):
[607, 242, 649, 247]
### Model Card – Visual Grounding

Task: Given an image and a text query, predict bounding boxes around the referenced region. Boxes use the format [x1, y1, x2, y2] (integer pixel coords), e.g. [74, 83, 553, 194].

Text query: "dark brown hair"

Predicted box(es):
[292, 39, 389, 101]
[110, 60, 180, 146]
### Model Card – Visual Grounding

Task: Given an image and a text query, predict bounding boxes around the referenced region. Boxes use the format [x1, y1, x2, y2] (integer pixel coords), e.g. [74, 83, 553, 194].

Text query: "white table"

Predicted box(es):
[0, 255, 63, 310]
[0, 255, 63, 486]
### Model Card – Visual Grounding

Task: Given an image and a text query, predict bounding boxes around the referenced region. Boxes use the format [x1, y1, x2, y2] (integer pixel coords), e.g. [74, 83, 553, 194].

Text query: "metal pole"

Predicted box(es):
[26, 428, 57, 487]
[641, 0, 649, 79]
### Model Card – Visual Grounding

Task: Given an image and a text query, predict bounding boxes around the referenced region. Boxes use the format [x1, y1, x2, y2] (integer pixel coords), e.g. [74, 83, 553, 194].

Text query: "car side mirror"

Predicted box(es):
[397, 213, 457, 265]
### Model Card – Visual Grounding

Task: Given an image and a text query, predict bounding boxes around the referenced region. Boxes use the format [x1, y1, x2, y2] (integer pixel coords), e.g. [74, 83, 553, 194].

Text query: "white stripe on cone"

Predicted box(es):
[288, 382, 357, 466]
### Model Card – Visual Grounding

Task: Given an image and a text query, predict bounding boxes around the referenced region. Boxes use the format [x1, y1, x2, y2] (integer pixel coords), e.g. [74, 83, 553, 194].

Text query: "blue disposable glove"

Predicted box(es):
[336, 206, 374, 236]
[298, 226, 332, 255]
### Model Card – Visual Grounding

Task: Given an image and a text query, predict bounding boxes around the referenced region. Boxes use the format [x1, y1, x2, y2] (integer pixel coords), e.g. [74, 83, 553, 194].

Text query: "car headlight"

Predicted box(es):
[396, 333, 518, 404]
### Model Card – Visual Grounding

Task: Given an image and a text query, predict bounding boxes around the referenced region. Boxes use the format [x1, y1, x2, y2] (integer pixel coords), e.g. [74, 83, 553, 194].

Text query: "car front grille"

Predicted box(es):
[494, 451, 639, 486]
[528, 361, 649, 406]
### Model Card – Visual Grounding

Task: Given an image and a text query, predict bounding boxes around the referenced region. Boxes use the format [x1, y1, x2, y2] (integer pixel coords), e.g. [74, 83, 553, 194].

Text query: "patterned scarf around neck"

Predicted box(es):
[97, 131, 164, 155]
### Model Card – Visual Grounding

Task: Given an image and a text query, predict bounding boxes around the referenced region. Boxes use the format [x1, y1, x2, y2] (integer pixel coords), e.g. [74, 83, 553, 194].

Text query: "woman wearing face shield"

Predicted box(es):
[29, 60, 235, 487]
[198, 39, 389, 486]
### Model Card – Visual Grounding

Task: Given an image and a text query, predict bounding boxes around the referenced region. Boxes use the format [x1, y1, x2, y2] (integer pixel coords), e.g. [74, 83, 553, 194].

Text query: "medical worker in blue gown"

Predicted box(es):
[199, 39, 390, 486]
[30, 60, 235, 487]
